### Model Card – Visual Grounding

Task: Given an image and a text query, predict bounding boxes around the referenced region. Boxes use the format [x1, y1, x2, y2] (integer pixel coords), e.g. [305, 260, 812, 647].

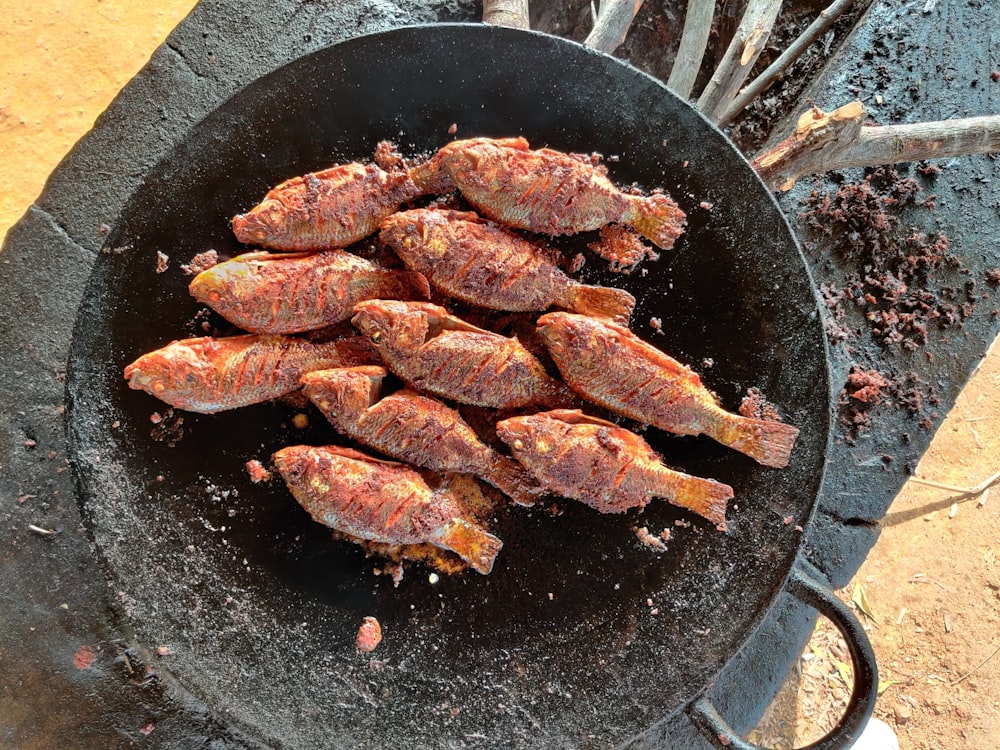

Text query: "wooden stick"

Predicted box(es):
[752, 101, 866, 190]
[483, 0, 531, 30]
[696, 0, 783, 123]
[666, 0, 716, 99]
[719, 0, 856, 126]
[753, 101, 1000, 190]
[585, 0, 645, 53]
[907, 468, 1000, 497]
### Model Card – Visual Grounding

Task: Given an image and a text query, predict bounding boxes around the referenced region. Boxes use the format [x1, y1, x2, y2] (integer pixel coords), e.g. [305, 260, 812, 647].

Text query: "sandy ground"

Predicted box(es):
[751, 336, 1000, 748]
[2, 3, 998, 749]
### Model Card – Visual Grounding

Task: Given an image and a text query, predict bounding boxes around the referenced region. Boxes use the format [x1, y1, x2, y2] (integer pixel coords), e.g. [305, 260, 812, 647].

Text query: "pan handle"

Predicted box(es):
[686, 565, 878, 750]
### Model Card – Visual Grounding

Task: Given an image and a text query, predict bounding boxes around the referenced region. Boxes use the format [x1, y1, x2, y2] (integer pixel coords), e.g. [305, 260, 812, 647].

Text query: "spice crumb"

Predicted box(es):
[356, 616, 383, 652]
[245, 459, 271, 484]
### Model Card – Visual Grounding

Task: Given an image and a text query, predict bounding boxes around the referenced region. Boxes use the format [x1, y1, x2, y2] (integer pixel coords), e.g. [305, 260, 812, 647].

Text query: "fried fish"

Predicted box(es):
[380, 208, 634, 323]
[273, 444, 503, 574]
[496, 409, 732, 528]
[123, 333, 375, 413]
[351, 300, 574, 409]
[408, 137, 686, 251]
[232, 162, 420, 251]
[301, 366, 541, 506]
[537, 312, 800, 468]
[189, 250, 429, 333]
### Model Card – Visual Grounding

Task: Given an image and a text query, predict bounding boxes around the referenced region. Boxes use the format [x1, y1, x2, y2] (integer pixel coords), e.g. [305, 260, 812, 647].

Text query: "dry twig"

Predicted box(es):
[719, 0, 856, 125]
[585, 0, 645, 54]
[953, 643, 1000, 685]
[696, 0, 783, 123]
[666, 0, 716, 99]
[752, 102, 1000, 190]
[482, 0, 530, 30]
[907, 468, 1000, 500]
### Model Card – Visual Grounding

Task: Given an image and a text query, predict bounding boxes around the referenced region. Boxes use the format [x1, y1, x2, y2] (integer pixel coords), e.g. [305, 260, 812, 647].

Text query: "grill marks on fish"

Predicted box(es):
[188, 250, 430, 333]
[273, 444, 503, 574]
[123, 334, 376, 413]
[537, 313, 800, 468]
[300, 367, 540, 506]
[408, 137, 686, 251]
[495, 410, 732, 528]
[379, 208, 634, 323]
[232, 162, 421, 251]
[351, 300, 574, 410]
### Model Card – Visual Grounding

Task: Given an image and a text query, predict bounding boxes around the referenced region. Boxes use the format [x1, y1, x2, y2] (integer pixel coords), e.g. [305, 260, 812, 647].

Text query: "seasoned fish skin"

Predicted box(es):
[351, 300, 574, 410]
[273, 444, 503, 574]
[536, 312, 800, 468]
[123, 333, 376, 413]
[232, 162, 420, 251]
[301, 367, 541, 506]
[189, 250, 430, 334]
[380, 208, 634, 323]
[496, 409, 732, 527]
[409, 137, 686, 251]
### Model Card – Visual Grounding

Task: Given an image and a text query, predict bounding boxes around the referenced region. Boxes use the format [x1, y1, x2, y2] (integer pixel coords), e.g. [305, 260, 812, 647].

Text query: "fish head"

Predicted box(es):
[188, 252, 284, 309]
[300, 366, 386, 416]
[187, 265, 226, 305]
[123, 339, 217, 410]
[378, 210, 425, 253]
[351, 299, 434, 351]
[232, 198, 291, 246]
[495, 415, 547, 456]
[535, 311, 574, 356]
[272, 445, 313, 488]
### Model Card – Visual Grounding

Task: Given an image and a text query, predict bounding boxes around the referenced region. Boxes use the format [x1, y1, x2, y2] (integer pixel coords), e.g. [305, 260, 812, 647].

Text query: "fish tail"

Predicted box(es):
[487, 456, 543, 507]
[654, 468, 733, 529]
[565, 284, 636, 325]
[714, 412, 801, 468]
[433, 518, 503, 575]
[624, 193, 687, 252]
[408, 155, 455, 195]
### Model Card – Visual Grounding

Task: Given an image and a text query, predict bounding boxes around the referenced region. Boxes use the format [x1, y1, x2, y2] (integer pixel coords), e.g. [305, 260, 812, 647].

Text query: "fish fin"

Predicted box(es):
[565, 284, 636, 325]
[659, 472, 733, 529]
[487, 456, 543, 507]
[408, 154, 455, 195]
[492, 136, 531, 150]
[718, 414, 801, 468]
[392, 269, 432, 301]
[624, 193, 687, 252]
[433, 519, 503, 575]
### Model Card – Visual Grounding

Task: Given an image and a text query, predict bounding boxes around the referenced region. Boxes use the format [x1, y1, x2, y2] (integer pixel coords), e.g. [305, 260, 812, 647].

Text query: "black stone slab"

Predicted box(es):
[1, 0, 997, 747]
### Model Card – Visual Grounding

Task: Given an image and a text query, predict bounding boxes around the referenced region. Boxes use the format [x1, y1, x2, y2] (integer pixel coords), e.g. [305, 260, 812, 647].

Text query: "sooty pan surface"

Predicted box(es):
[67, 24, 830, 749]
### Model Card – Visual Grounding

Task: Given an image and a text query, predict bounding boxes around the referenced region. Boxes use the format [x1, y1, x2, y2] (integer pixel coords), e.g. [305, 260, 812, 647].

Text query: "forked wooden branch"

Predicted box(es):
[483, 0, 531, 30]
[753, 101, 1000, 190]
[719, 0, 856, 126]
[696, 0, 783, 123]
[585, 0, 646, 53]
[666, 0, 716, 99]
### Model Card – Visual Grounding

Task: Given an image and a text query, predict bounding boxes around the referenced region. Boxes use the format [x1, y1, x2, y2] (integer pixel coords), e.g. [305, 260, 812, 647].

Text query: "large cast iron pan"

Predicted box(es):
[66, 24, 874, 750]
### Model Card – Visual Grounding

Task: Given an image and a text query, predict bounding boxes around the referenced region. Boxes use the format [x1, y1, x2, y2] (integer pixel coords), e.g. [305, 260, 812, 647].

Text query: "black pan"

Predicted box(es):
[67, 24, 874, 750]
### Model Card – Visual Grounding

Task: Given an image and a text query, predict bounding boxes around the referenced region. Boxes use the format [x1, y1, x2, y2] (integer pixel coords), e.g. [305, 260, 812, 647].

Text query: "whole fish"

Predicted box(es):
[379, 208, 635, 323]
[351, 300, 574, 409]
[408, 137, 686, 251]
[496, 409, 732, 528]
[123, 333, 376, 413]
[232, 162, 420, 251]
[300, 366, 541, 506]
[273, 444, 503, 574]
[189, 250, 430, 333]
[536, 312, 800, 468]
